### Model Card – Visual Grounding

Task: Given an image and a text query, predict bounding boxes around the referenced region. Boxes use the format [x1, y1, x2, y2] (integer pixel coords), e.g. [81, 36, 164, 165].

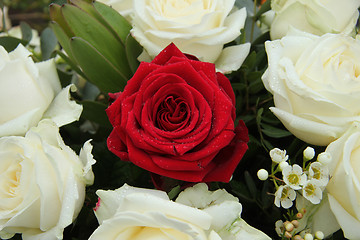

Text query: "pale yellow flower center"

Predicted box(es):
[288, 174, 299, 185]
[304, 184, 315, 196]
[0, 158, 22, 211]
[312, 168, 321, 180]
[151, 0, 211, 22]
[281, 188, 289, 199]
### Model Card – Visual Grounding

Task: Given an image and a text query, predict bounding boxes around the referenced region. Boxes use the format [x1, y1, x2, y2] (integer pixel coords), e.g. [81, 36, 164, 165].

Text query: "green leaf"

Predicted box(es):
[40, 27, 58, 60]
[167, 185, 181, 200]
[80, 100, 111, 127]
[70, 37, 127, 92]
[69, 0, 131, 45]
[0, 36, 27, 52]
[61, 4, 132, 78]
[244, 171, 258, 199]
[248, 72, 265, 94]
[125, 34, 142, 74]
[20, 21, 32, 43]
[261, 123, 292, 138]
[230, 179, 254, 203]
[93, 1, 132, 44]
[252, 31, 270, 45]
[55, 49, 87, 80]
[49, 3, 74, 38]
[231, 82, 247, 91]
[242, 51, 257, 70]
[69, 0, 114, 33]
[256, 107, 264, 126]
[262, 138, 273, 150]
[50, 21, 76, 62]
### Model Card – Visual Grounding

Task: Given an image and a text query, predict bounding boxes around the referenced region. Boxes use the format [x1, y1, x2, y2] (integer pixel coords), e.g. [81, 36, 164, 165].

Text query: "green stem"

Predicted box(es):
[250, 0, 258, 42]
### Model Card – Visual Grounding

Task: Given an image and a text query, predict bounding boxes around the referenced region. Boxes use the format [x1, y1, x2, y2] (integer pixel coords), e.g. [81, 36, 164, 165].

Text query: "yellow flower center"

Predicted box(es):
[304, 184, 315, 196]
[288, 173, 299, 185]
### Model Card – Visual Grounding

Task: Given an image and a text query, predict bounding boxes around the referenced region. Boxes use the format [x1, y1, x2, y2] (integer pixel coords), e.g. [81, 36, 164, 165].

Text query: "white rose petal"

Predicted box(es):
[0, 119, 95, 239]
[295, 193, 340, 238]
[262, 33, 360, 146]
[0, 44, 82, 137]
[43, 84, 83, 128]
[215, 43, 251, 74]
[91, 184, 212, 240]
[270, 0, 360, 39]
[91, 183, 271, 240]
[324, 122, 360, 239]
[129, 0, 248, 72]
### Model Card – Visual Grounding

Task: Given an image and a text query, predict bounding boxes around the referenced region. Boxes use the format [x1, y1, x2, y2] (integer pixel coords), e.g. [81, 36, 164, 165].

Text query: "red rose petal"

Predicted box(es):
[106, 43, 249, 183]
[151, 43, 187, 65]
[203, 120, 249, 182]
[107, 128, 129, 160]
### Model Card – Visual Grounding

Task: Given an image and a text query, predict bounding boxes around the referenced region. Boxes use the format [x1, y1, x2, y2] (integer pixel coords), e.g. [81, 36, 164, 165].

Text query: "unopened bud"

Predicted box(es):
[293, 235, 303, 240]
[257, 169, 269, 181]
[291, 220, 299, 228]
[284, 222, 294, 232]
[300, 208, 307, 214]
[303, 146, 315, 160]
[284, 231, 292, 239]
[304, 233, 314, 240]
[315, 231, 324, 239]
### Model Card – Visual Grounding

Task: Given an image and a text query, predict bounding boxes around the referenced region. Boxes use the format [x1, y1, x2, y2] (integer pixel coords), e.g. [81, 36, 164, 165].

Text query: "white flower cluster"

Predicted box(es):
[259, 147, 331, 209]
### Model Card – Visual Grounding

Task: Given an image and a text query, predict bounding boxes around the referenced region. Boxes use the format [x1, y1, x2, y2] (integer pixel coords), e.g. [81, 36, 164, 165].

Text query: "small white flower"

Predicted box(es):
[274, 185, 296, 209]
[303, 146, 315, 160]
[257, 169, 269, 181]
[275, 220, 284, 237]
[270, 148, 289, 163]
[302, 180, 323, 204]
[308, 162, 329, 187]
[282, 164, 307, 190]
[279, 161, 289, 171]
[317, 152, 332, 165]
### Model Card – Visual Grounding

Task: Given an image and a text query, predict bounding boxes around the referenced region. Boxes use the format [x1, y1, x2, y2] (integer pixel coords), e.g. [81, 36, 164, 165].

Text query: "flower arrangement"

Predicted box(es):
[0, 0, 360, 239]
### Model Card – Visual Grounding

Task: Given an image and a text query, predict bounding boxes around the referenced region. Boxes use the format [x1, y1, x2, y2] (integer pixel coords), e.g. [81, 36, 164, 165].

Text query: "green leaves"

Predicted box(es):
[0, 36, 27, 52]
[70, 37, 127, 92]
[40, 27, 58, 60]
[50, 0, 141, 93]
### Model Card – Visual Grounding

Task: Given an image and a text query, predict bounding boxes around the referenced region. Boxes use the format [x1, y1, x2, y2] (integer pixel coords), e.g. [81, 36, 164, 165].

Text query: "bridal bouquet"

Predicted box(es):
[0, 0, 360, 239]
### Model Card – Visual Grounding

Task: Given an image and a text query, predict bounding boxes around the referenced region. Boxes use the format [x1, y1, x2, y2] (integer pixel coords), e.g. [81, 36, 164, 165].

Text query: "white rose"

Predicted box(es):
[130, 0, 250, 73]
[90, 183, 270, 240]
[262, 32, 360, 146]
[176, 183, 271, 240]
[270, 0, 360, 40]
[90, 184, 221, 239]
[0, 119, 95, 240]
[0, 44, 83, 137]
[95, 0, 133, 22]
[323, 122, 360, 239]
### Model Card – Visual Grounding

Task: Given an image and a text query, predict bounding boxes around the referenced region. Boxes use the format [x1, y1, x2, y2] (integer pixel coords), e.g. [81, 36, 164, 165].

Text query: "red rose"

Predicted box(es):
[106, 43, 248, 182]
